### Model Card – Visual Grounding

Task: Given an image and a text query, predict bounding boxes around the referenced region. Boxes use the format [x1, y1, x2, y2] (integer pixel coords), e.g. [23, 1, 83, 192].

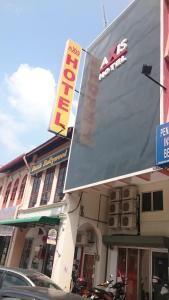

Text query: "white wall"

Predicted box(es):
[139, 179, 169, 236]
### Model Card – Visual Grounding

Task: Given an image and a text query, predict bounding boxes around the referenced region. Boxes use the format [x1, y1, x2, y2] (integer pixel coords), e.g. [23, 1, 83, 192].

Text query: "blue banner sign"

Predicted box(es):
[156, 122, 169, 166]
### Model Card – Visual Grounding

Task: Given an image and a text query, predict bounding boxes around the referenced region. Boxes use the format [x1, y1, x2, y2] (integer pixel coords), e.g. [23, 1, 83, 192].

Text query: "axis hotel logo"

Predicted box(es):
[99, 38, 128, 81]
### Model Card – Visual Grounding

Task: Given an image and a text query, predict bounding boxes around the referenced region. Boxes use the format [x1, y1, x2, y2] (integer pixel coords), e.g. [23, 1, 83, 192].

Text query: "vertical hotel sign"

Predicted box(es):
[49, 40, 82, 136]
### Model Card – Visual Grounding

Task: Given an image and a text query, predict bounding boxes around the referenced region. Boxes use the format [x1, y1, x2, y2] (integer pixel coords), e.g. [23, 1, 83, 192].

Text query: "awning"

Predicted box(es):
[0, 216, 60, 228]
[103, 235, 169, 249]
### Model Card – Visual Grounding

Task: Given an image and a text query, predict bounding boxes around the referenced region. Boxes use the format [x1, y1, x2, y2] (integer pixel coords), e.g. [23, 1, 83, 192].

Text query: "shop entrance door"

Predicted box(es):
[117, 248, 138, 300]
[117, 248, 151, 300]
[0, 236, 11, 265]
[152, 251, 168, 300]
[126, 249, 138, 300]
[139, 249, 150, 300]
[83, 254, 95, 289]
[42, 244, 56, 277]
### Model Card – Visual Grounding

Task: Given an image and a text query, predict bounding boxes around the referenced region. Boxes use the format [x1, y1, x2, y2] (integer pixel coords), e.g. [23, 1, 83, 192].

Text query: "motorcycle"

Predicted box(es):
[72, 276, 90, 297]
[152, 275, 169, 300]
[89, 275, 126, 300]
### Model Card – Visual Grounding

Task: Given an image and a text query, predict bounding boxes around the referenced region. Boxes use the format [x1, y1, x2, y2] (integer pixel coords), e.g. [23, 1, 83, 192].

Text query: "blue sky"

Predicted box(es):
[0, 0, 132, 165]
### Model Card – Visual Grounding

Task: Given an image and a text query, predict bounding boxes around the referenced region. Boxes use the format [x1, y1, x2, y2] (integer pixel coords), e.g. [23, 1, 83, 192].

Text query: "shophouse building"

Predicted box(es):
[0, 128, 78, 291]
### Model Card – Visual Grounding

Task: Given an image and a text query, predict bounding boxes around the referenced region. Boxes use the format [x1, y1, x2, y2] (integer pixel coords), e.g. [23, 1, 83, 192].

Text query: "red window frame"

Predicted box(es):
[40, 167, 55, 206]
[9, 178, 19, 207]
[2, 182, 12, 208]
[17, 175, 27, 205]
[29, 173, 42, 208]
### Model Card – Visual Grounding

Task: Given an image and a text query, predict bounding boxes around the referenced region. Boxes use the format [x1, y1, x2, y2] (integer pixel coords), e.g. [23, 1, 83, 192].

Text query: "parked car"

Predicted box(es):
[0, 267, 61, 290]
[0, 286, 83, 300]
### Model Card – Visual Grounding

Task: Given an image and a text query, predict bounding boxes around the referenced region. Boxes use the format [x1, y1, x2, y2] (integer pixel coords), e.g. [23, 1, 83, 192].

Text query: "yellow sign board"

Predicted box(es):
[49, 39, 82, 136]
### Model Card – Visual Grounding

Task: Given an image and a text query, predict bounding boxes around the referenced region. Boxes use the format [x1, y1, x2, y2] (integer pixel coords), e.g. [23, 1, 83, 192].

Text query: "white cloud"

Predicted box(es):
[0, 64, 78, 164]
[0, 64, 56, 163]
[5, 64, 56, 124]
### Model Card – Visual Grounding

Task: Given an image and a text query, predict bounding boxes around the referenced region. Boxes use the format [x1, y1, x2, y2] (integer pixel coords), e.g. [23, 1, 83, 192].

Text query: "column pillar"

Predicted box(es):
[51, 192, 80, 291]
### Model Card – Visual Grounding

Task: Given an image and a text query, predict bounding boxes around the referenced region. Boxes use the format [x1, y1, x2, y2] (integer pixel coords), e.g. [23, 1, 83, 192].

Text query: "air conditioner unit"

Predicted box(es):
[109, 201, 120, 214]
[121, 214, 136, 229]
[122, 186, 137, 200]
[76, 233, 88, 245]
[110, 189, 121, 201]
[87, 231, 95, 244]
[121, 199, 136, 213]
[108, 215, 119, 229]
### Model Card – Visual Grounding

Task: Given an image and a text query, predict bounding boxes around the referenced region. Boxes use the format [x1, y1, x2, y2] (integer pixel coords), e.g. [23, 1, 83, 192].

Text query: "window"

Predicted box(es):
[142, 191, 163, 212]
[2, 182, 12, 208]
[8, 179, 19, 207]
[54, 162, 67, 203]
[153, 191, 163, 210]
[29, 173, 42, 208]
[142, 192, 151, 212]
[40, 167, 55, 206]
[17, 175, 27, 205]
[1, 272, 27, 288]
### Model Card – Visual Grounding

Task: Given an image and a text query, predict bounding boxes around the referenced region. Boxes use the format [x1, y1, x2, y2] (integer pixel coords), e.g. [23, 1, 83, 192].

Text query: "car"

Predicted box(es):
[0, 266, 61, 290]
[0, 286, 83, 300]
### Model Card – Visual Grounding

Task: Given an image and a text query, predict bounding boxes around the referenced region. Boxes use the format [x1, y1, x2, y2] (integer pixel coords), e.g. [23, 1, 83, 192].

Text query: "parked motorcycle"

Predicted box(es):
[72, 276, 90, 297]
[89, 275, 126, 300]
[152, 275, 169, 300]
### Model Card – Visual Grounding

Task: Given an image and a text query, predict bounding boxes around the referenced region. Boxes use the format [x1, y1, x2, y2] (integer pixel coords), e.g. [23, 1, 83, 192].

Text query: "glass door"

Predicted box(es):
[152, 251, 168, 300]
[117, 248, 152, 300]
[0, 236, 11, 265]
[126, 249, 138, 300]
[139, 249, 150, 300]
[83, 254, 95, 289]
[42, 244, 56, 277]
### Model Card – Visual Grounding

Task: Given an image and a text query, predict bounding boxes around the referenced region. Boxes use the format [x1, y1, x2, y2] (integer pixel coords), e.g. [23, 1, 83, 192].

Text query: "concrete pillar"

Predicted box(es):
[51, 192, 80, 291]
[6, 228, 27, 267]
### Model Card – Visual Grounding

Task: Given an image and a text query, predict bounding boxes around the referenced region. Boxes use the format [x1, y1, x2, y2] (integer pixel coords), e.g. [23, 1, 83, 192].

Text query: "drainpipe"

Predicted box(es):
[137, 194, 140, 235]
[23, 155, 30, 172]
[168, 249, 169, 284]
[104, 245, 109, 281]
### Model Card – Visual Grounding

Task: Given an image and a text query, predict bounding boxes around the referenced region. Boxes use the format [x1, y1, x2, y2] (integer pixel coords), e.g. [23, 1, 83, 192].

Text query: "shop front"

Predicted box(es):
[19, 226, 58, 277]
[0, 206, 17, 266]
[103, 235, 169, 300]
[72, 221, 102, 290]
[0, 214, 60, 277]
[0, 226, 13, 265]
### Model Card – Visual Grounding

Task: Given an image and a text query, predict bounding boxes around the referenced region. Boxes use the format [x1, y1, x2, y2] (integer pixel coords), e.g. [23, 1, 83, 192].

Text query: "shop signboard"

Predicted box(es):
[65, 0, 160, 191]
[30, 147, 69, 175]
[156, 122, 169, 166]
[47, 229, 57, 245]
[49, 39, 82, 136]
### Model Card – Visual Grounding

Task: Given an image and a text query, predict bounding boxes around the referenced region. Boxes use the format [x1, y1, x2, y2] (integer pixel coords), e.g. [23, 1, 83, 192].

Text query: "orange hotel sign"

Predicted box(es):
[49, 39, 82, 136]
